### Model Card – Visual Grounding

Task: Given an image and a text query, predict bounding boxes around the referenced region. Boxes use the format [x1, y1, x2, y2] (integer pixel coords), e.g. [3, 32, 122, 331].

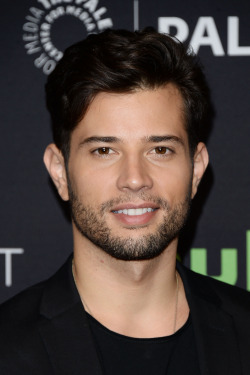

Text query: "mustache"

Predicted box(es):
[100, 193, 170, 214]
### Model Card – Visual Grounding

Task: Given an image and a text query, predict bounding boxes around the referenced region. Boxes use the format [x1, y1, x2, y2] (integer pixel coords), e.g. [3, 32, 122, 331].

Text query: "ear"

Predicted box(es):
[43, 144, 69, 201]
[191, 142, 209, 199]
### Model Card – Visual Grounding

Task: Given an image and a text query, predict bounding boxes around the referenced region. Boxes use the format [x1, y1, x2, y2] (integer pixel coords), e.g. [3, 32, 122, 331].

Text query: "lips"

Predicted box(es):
[113, 207, 156, 216]
[110, 203, 159, 225]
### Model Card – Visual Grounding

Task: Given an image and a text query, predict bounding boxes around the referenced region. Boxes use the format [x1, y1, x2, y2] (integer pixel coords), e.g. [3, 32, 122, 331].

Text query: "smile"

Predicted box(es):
[112, 208, 157, 216]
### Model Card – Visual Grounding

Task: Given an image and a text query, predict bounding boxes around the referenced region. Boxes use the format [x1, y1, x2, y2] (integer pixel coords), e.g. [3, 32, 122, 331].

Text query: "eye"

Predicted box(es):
[92, 147, 115, 155]
[153, 146, 173, 155]
[154, 146, 171, 154]
[148, 146, 174, 159]
[97, 147, 110, 155]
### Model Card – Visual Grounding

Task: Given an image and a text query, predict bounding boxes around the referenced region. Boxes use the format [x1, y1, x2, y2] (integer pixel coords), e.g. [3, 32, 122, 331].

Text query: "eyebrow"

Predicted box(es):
[79, 135, 184, 147]
[79, 136, 121, 147]
[144, 135, 184, 146]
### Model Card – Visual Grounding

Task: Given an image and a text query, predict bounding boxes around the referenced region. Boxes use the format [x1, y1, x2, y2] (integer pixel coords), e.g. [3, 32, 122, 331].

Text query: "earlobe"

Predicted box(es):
[43, 144, 69, 201]
[191, 142, 209, 199]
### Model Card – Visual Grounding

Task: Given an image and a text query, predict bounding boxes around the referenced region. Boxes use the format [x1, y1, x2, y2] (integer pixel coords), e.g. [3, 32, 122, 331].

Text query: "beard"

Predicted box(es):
[68, 182, 192, 261]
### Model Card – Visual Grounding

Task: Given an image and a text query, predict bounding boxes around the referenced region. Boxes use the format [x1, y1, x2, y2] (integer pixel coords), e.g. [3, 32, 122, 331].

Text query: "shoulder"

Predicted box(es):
[0, 279, 48, 346]
[0, 256, 77, 373]
[178, 262, 250, 314]
[0, 279, 52, 373]
[0, 254, 74, 326]
[0, 254, 76, 345]
[0, 280, 46, 324]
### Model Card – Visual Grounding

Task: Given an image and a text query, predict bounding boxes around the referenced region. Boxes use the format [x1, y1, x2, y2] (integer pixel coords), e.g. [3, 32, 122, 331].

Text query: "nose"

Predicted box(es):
[116, 154, 153, 192]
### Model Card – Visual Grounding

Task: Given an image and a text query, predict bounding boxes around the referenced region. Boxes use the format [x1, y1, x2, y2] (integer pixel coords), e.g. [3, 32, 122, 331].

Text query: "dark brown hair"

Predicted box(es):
[46, 28, 209, 161]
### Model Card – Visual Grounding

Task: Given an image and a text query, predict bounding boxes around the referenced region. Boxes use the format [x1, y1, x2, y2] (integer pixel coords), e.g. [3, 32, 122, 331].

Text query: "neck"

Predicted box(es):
[72, 234, 189, 338]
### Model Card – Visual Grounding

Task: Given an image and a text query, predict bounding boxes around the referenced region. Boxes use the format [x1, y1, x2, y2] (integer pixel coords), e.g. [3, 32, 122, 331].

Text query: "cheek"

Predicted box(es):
[69, 167, 116, 205]
[157, 165, 192, 201]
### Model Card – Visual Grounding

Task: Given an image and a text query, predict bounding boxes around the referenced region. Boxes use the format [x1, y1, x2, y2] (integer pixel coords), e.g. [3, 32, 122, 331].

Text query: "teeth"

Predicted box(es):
[114, 208, 155, 216]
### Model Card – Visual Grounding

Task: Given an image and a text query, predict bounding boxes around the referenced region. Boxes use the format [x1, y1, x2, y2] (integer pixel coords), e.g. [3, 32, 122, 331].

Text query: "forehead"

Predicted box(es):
[72, 84, 187, 143]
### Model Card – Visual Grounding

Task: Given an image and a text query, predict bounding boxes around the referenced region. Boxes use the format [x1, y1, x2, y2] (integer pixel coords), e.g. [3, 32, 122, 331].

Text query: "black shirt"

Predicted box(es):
[87, 313, 200, 375]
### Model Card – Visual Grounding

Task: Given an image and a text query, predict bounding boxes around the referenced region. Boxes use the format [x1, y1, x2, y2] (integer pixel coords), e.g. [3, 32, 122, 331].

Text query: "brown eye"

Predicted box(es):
[97, 147, 110, 154]
[92, 147, 116, 157]
[155, 146, 168, 154]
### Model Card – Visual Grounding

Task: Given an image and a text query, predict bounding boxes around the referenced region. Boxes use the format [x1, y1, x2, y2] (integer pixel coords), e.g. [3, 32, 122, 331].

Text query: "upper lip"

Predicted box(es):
[111, 202, 159, 211]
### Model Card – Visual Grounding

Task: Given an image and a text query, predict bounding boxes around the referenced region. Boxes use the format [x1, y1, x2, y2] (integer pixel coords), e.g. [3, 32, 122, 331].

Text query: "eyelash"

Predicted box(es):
[149, 146, 174, 159]
[152, 146, 172, 155]
[92, 147, 115, 156]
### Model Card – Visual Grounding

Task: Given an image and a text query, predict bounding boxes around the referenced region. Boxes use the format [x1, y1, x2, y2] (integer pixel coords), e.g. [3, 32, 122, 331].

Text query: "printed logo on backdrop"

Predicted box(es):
[158, 16, 250, 56]
[22, 0, 113, 75]
[134, 1, 250, 57]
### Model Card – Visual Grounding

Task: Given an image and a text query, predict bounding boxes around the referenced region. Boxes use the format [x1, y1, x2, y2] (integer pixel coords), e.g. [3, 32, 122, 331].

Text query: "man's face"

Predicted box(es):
[66, 85, 196, 260]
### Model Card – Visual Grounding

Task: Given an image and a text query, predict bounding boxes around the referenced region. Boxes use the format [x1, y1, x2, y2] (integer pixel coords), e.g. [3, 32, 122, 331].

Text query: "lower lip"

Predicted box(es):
[111, 210, 158, 226]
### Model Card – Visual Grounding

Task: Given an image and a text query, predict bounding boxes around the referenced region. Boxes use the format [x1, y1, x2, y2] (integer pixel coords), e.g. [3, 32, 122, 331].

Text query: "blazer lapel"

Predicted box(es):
[178, 263, 242, 375]
[38, 256, 103, 375]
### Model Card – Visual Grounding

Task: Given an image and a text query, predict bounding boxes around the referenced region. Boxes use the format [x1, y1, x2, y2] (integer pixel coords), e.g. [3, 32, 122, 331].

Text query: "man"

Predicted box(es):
[0, 28, 249, 375]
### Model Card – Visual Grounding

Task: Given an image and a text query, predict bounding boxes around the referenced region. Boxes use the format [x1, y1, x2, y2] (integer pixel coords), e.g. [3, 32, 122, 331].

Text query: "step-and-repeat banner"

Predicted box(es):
[1, 0, 250, 303]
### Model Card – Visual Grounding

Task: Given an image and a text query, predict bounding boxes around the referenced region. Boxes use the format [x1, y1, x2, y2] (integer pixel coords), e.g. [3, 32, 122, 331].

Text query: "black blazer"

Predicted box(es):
[0, 255, 250, 375]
